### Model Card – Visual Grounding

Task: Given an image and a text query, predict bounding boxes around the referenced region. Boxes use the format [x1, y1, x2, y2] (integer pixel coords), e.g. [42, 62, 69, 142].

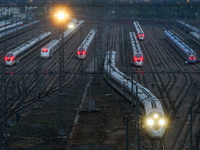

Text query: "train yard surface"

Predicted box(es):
[1, 19, 200, 150]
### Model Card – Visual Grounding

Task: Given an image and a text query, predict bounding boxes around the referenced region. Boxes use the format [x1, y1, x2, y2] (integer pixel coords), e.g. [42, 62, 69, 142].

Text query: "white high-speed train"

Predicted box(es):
[5, 32, 51, 66]
[164, 30, 197, 63]
[129, 32, 144, 66]
[41, 20, 84, 59]
[104, 51, 167, 138]
[133, 21, 145, 40]
[77, 29, 96, 59]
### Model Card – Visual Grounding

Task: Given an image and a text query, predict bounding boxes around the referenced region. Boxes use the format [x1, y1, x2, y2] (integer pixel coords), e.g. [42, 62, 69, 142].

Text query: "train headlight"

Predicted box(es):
[147, 119, 154, 126]
[153, 114, 158, 119]
[68, 24, 74, 29]
[159, 119, 165, 126]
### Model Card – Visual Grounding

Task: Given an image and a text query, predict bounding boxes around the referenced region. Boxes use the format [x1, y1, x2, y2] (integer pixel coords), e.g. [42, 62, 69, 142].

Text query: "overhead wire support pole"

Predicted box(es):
[21, 72, 25, 116]
[58, 27, 66, 138]
[135, 83, 140, 150]
[190, 104, 193, 150]
[94, 0, 103, 84]
[2, 64, 7, 150]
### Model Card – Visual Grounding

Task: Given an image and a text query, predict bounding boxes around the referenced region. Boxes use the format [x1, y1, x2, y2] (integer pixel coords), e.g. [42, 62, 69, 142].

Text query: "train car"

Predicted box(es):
[41, 20, 84, 59]
[77, 29, 96, 59]
[0, 21, 23, 33]
[68, 18, 78, 29]
[178, 21, 200, 34]
[5, 32, 51, 66]
[190, 31, 200, 45]
[164, 30, 197, 63]
[104, 51, 166, 138]
[41, 40, 60, 58]
[133, 21, 145, 40]
[129, 32, 144, 66]
[0, 20, 40, 42]
[0, 20, 11, 28]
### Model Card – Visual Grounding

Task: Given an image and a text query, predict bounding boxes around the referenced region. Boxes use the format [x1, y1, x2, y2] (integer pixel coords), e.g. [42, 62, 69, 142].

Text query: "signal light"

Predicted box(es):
[42, 48, 48, 52]
[134, 56, 143, 62]
[82, 50, 86, 55]
[77, 50, 86, 55]
[189, 57, 195, 60]
[5, 56, 15, 61]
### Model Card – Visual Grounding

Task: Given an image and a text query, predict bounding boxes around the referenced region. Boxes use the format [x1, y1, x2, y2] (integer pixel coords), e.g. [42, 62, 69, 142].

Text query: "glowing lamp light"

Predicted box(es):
[147, 119, 154, 126]
[153, 114, 158, 119]
[42, 48, 48, 52]
[159, 119, 165, 126]
[57, 12, 65, 20]
[68, 24, 74, 29]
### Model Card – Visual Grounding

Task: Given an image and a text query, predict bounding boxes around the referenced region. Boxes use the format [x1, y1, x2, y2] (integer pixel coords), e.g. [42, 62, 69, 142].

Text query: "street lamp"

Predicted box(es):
[51, 7, 69, 138]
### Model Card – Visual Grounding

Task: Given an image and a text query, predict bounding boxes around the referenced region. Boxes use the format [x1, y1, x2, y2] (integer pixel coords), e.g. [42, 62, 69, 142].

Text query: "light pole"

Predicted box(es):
[52, 7, 69, 138]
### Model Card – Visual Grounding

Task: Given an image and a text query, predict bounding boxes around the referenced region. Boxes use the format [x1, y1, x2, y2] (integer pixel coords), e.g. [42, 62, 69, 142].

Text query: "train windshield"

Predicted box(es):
[5, 53, 15, 61]
[134, 54, 143, 62]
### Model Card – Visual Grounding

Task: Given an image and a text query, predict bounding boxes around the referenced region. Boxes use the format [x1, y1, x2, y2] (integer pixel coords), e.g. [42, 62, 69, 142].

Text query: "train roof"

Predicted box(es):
[164, 30, 195, 54]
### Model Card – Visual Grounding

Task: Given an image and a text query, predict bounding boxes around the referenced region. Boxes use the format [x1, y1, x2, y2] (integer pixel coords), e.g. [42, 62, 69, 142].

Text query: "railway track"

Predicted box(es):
[1, 24, 92, 120]
[157, 24, 197, 150]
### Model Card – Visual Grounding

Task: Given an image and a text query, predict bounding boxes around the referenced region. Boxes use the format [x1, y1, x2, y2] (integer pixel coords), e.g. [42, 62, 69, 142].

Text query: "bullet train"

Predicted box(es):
[133, 21, 145, 40]
[41, 20, 84, 59]
[0, 20, 40, 41]
[129, 32, 144, 66]
[164, 30, 197, 63]
[77, 29, 96, 59]
[68, 18, 78, 29]
[0, 20, 11, 28]
[190, 31, 200, 44]
[0, 21, 23, 33]
[41, 40, 60, 58]
[104, 51, 166, 138]
[178, 21, 200, 34]
[5, 32, 51, 66]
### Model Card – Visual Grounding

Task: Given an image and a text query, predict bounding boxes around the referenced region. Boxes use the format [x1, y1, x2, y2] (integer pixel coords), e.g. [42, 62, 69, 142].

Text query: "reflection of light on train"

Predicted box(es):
[68, 18, 78, 29]
[104, 51, 167, 138]
[129, 32, 144, 66]
[133, 21, 145, 40]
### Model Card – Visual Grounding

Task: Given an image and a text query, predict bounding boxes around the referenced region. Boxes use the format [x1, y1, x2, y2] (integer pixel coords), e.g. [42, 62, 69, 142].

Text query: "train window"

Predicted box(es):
[151, 102, 157, 108]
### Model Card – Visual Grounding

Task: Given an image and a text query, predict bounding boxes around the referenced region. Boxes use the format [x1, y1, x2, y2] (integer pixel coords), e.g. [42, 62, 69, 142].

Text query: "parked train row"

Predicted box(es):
[5, 32, 51, 66]
[190, 31, 200, 44]
[0, 21, 23, 33]
[178, 21, 200, 34]
[0, 20, 40, 42]
[4, 19, 96, 66]
[178, 20, 200, 45]
[41, 20, 84, 59]
[104, 51, 166, 138]
[76, 29, 96, 59]
[0, 20, 12, 28]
